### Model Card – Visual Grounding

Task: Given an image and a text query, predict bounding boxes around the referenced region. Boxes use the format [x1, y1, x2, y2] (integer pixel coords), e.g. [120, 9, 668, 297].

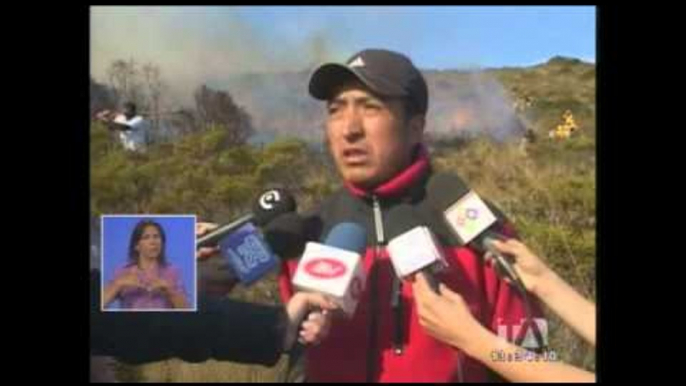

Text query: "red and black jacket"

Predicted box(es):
[278, 145, 546, 382]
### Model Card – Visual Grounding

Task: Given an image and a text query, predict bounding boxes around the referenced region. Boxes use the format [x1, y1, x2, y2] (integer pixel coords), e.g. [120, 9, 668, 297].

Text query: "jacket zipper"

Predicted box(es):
[366, 195, 385, 382]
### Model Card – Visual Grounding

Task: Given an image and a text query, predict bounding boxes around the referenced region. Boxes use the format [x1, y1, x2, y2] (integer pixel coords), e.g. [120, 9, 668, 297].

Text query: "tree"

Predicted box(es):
[90, 77, 117, 116]
[194, 85, 254, 146]
[107, 58, 145, 108]
[142, 63, 165, 143]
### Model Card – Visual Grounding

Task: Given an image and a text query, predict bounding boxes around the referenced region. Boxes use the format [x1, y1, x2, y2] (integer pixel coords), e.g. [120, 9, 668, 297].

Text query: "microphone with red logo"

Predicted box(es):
[292, 222, 368, 318]
[286, 223, 367, 376]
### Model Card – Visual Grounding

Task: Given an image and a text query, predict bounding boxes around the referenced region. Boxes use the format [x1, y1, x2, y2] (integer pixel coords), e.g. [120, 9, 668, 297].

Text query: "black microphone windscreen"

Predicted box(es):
[384, 204, 425, 240]
[425, 173, 471, 211]
[262, 212, 308, 260]
[252, 188, 297, 227]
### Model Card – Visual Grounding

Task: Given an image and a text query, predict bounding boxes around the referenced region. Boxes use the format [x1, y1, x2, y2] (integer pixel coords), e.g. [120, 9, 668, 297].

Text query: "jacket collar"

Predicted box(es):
[344, 144, 431, 200]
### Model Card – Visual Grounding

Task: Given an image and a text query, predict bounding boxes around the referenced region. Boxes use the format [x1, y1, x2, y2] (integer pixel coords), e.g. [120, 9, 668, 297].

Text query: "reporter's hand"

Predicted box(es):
[411, 272, 487, 352]
[196, 222, 220, 260]
[298, 310, 333, 346]
[284, 292, 338, 350]
[489, 239, 552, 295]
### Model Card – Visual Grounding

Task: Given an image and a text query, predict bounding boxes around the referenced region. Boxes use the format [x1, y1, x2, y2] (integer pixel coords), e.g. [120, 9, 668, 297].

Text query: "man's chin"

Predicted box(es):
[342, 169, 380, 189]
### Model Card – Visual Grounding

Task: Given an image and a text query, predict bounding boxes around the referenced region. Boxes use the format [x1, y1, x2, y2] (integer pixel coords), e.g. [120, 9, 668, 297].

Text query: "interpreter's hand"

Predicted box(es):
[196, 222, 220, 260]
[147, 277, 173, 294]
[488, 239, 552, 296]
[114, 270, 144, 292]
[411, 272, 487, 352]
[284, 292, 338, 350]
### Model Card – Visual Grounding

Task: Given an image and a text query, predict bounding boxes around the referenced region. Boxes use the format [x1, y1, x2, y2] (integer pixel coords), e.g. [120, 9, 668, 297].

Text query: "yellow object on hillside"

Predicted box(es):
[549, 110, 579, 140]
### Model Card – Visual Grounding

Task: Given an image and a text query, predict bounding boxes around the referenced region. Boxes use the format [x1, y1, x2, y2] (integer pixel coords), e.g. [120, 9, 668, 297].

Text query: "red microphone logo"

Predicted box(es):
[304, 258, 347, 279]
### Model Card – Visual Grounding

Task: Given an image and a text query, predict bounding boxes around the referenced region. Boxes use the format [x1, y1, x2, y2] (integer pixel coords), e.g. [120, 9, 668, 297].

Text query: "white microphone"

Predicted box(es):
[385, 205, 448, 293]
[292, 223, 367, 317]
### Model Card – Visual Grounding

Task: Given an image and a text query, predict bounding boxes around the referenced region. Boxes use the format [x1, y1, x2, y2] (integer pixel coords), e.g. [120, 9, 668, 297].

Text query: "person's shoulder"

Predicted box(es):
[128, 116, 148, 129]
[113, 264, 135, 277]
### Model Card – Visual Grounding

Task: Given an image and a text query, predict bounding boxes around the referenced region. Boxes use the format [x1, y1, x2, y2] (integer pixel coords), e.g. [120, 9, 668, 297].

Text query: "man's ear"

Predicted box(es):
[408, 115, 426, 144]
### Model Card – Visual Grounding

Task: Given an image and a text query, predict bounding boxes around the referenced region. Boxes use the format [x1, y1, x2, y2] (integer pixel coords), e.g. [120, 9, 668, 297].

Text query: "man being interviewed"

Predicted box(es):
[277, 48, 547, 382]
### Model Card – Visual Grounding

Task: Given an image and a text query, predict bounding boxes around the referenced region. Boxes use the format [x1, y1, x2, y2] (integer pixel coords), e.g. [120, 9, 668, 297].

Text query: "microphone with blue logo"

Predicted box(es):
[197, 188, 299, 289]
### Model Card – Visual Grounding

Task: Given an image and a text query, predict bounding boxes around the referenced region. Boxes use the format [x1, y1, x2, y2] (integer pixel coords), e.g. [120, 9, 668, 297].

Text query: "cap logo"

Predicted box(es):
[348, 56, 365, 68]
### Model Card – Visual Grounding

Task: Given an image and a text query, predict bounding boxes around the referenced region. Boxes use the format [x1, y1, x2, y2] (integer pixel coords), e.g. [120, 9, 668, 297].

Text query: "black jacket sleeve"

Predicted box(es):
[90, 270, 286, 366]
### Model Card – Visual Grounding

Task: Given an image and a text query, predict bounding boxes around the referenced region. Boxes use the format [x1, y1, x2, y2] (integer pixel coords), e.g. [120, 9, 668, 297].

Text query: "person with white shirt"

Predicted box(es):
[97, 101, 149, 152]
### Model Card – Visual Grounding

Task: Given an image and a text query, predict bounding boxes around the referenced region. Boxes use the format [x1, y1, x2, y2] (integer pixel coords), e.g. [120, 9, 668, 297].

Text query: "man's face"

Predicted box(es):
[325, 81, 423, 189]
[124, 105, 136, 119]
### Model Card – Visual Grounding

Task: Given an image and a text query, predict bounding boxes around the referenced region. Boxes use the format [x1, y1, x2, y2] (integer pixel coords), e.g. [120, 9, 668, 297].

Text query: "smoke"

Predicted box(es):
[91, 7, 526, 143]
[425, 69, 526, 142]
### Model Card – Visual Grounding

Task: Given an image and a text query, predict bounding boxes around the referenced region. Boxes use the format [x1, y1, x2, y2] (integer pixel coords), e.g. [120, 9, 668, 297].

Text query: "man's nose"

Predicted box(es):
[342, 109, 364, 140]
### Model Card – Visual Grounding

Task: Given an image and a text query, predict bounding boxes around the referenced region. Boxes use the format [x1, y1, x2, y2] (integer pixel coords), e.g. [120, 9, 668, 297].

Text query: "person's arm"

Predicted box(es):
[106, 121, 132, 132]
[463, 322, 595, 383]
[102, 268, 141, 308]
[412, 272, 595, 383]
[168, 291, 188, 309]
[92, 269, 335, 365]
[101, 281, 121, 307]
[148, 269, 189, 309]
[96, 112, 132, 132]
[490, 239, 596, 346]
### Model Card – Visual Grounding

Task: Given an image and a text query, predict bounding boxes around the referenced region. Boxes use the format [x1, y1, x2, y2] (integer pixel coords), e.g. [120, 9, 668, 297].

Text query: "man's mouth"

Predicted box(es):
[342, 148, 368, 164]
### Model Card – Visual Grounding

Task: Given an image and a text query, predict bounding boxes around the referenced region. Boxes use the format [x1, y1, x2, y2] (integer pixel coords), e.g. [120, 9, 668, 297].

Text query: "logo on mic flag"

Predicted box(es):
[258, 190, 281, 210]
[444, 190, 497, 244]
[219, 222, 278, 285]
[304, 258, 347, 279]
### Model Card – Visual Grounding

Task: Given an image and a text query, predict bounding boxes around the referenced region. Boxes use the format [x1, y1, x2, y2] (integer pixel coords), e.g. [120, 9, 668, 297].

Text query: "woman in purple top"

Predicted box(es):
[103, 219, 189, 310]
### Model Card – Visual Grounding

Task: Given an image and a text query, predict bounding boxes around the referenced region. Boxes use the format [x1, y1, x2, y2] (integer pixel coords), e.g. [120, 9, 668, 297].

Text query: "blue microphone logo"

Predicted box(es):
[219, 222, 278, 285]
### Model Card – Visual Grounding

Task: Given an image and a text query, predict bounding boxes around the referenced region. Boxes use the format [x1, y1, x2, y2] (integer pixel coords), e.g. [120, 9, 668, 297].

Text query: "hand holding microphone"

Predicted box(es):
[286, 222, 367, 377]
[486, 239, 552, 295]
[385, 204, 448, 293]
[411, 271, 595, 382]
[283, 292, 338, 350]
[411, 271, 486, 354]
[292, 222, 368, 317]
[196, 188, 297, 250]
[196, 222, 220, 260]
[489, 239, 596, 346]
[195, 188, 298, 295]
[424, 173, 525, 291]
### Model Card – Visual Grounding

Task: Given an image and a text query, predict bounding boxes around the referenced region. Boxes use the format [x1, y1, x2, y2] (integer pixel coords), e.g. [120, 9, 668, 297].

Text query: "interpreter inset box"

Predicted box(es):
[101, 215, 197, 312]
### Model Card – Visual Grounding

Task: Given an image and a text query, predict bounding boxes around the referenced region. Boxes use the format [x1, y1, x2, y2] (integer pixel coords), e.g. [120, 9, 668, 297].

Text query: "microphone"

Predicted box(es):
[424, 173, 520, 286]
[196, 188, 297, 289]
[292, 223, 368, 317]
[385, 204, 447, 293]
[196, 188, 297, 248]
[197, 212, 312, 295]
[425, 173, 547, 351]
[262, 212, 313, 260]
